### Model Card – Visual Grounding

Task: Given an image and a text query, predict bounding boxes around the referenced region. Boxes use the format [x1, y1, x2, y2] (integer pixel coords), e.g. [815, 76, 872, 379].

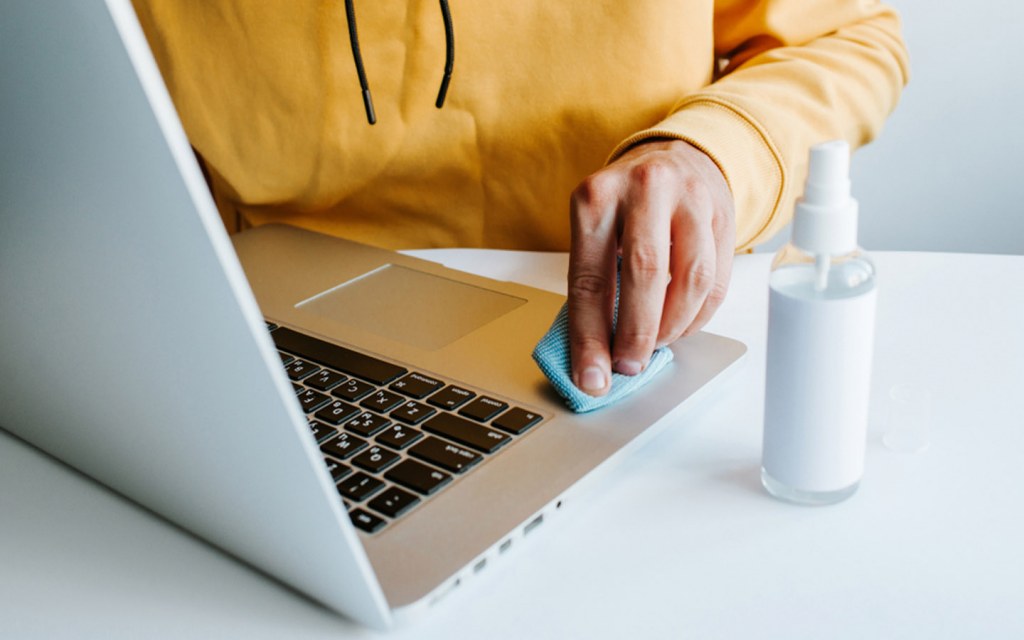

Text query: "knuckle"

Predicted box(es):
[629, 160, 673, 189]
[615, 327, 659, 352]
[572, 173, 617, 210]
[683, 259, 716, 293]
[704, 280, 729, 308]
[569, 272, 612, 299]
[679, 172, 703, 196]
[679, 175, 713, 216]
[570, 333, 609, 354]
[624, 243, 665, 282]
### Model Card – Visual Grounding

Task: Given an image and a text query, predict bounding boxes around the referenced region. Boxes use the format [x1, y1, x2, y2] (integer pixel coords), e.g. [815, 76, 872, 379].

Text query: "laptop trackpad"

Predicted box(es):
[296, 264, 527, 351]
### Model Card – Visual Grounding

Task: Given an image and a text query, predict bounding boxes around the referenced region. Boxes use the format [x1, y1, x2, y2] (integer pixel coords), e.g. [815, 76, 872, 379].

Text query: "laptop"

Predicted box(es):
[0, 0, 746, 629]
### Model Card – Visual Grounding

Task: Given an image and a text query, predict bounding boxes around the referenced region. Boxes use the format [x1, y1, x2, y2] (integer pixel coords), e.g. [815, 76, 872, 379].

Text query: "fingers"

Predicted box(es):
[567, 139, 735, 397]
[684, 195, 735, 336]
[655, 175, 720, 346]
[611, 164, 673, 375]
[567, 174, 619, 397]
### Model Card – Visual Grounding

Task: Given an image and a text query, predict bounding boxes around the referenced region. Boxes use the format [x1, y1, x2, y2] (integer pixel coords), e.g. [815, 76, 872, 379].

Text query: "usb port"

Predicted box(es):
[524, 514, 544, 536]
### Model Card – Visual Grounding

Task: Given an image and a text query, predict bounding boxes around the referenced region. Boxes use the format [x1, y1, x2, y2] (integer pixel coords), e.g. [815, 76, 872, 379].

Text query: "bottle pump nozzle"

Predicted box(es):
[792, 140, 859, 291]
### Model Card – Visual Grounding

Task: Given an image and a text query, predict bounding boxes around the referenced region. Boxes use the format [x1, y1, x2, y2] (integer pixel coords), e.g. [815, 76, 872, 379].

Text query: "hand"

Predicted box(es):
[568, 138, 736, 396]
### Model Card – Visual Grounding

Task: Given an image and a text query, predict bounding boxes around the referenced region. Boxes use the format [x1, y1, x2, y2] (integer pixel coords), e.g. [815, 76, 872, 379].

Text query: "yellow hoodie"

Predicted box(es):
[132, 0, 908, 252]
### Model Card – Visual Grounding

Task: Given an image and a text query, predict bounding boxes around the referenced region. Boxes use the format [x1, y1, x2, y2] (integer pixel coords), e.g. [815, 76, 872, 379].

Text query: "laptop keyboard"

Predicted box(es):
[267, 322, 545, 535]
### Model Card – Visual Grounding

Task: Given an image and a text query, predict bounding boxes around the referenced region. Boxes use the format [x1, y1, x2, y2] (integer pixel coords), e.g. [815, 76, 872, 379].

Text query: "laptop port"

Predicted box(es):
[524, 513, 544, 536]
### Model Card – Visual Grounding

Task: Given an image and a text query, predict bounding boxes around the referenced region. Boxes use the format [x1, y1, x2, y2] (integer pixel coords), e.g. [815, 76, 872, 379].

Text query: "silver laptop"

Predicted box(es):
[0, 0, 746, 629]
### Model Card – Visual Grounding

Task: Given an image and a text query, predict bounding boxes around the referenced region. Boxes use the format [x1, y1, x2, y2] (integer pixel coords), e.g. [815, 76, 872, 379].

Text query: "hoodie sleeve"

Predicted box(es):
[608, 0, 910, 251]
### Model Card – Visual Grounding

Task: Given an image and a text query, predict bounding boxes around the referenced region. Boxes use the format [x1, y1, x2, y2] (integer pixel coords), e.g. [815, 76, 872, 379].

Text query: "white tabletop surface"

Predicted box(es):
[2, 250, 1023, 639]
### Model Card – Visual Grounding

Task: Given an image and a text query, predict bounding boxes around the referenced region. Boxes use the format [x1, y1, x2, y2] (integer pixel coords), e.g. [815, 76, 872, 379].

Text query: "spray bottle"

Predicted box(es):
[761, 140, 877, 505]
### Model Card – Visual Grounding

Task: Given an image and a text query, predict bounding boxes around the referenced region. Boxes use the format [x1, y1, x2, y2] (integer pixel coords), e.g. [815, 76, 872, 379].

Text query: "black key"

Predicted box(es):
[409, 437, 482, 474]
[292, 383, 304, 394]
[307, 420, 338, 444]
[323, 456, 353, 482]
[320, 432, 368, 460]
[297, 388, 331, 413]
[332, 378, 376, 402]
[345, 411, 391, 438]
[492, 407, 544, 435]
[337, 472, 385, 502]
[367, 486, 420, 519]
[284, 359, 321, 381]
[314, 400, 361, 426]
[427, 385, 476, 410]
[272, 327, 407, 385]
[350, 508, 387, 533]
[423, 412, 510, 454]
[279, 351, 295, 366]
[390, 372, 443, 399]
[360, 389, 405, 414]
[352, 445, 401, 473]
[458, 396, 509, 422]
[376, 424, 424, 450]
[385, 459, 452, 495]
[391, 400, 436, 425]
[306, 369, 347, 391]
[266, 321, 279, 332]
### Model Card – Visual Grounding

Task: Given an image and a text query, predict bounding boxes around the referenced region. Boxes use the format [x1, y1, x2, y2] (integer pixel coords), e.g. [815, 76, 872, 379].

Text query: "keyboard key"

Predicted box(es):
[332, 378, 375, 402]
[285, 359, 321, 381]
[279, 351, 295, 366]
[409, 437, 482, 474]
[314, 400, 361, 426]
[323, 456, 353, 482]
[292, 383, 304, 394]
[423, 412, 510, 454]
[360, 389, 405, 414]
[352, 445, 401, 473]
[266, 321, 279, 332]
[368, 486, 420, 519]
[427, 385, 476, 410]
[458, 396, 509, 422]
[320, 432, 368, 460]
[350, 508, 387, 533]
[306, 369, 347, 391]
[337, 472, 385, 502]
[308, 420, 338, 444]
[390, 372, 443, 399]
[391, 401, 436, 425]
[345, 411, 391, 438]
[297, 389, 331, 413]
[376, 424, 424, 450]
[272, 327, 407, 385]
[385, 459, 452, 495]
[492, 407, 543, 435]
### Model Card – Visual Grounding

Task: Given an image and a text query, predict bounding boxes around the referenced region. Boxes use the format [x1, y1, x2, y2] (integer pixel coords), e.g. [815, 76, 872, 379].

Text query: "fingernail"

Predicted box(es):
[614, 359, 644, 376]
[580, 366, 607, 393]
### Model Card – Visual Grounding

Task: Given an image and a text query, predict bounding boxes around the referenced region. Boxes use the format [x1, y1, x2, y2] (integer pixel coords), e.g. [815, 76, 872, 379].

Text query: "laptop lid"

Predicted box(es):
[0, 0, 391, 629]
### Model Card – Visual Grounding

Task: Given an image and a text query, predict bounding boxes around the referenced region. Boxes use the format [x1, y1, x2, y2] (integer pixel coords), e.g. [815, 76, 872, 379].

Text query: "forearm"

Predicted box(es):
[609, 1, 910, 251]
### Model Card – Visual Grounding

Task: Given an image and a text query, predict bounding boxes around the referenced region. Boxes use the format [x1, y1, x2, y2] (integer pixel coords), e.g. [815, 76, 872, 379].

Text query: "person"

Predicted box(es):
[132, 0, 909, 397]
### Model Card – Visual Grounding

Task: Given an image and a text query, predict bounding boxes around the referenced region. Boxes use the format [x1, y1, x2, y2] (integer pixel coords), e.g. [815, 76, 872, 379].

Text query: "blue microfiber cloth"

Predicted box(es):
[532, 289, 674, 413]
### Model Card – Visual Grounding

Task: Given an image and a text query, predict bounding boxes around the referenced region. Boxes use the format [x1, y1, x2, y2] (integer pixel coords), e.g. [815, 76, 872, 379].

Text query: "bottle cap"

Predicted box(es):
[792, 140, 859, 255]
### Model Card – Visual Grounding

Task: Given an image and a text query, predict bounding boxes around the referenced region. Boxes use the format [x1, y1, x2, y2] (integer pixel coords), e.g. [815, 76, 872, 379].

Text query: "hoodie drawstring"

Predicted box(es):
[435, 0, 454, 109]
[343, 0, 455, 125]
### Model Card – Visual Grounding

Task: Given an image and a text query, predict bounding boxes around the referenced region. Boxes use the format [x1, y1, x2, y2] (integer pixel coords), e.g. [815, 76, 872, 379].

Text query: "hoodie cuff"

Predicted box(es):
[608, 98, 788, 252]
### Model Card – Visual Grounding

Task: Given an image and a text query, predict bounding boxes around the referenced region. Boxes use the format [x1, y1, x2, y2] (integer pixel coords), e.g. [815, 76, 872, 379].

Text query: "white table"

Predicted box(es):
[2, 251, 1022, 639]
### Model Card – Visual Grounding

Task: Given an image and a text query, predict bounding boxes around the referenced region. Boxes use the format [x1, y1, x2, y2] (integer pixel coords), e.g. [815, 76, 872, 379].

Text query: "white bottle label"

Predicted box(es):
[762, 284, 877, 492]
